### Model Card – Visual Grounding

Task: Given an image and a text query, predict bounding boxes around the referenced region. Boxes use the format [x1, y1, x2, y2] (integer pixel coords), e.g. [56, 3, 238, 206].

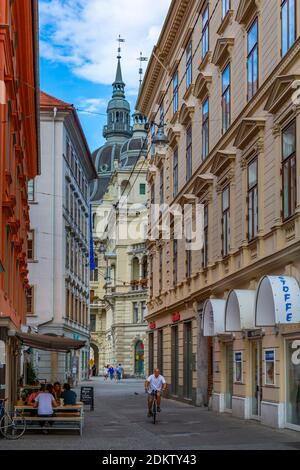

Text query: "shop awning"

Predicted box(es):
[15, 332, 86, 352]
[202, 299, 226, 336]
[255, 275, 300, 326]
[225, 289, 256, 332]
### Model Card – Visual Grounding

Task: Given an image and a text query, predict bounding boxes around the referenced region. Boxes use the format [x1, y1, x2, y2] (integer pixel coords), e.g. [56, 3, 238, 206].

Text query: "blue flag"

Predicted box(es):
[89, 204, 96, 271]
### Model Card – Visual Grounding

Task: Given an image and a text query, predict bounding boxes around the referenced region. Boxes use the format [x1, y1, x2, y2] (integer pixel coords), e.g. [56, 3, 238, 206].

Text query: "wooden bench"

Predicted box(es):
[14, 405, 84, 436]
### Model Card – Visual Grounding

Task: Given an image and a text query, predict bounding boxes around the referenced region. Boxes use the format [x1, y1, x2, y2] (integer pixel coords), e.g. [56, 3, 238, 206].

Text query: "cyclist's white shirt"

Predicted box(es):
[147, 374, 166, 393]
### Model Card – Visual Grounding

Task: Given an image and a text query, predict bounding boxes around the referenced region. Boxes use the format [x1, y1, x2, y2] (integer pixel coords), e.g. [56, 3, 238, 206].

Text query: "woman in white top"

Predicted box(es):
[103, 365, 109, 381]
[34, 383, 58, 433]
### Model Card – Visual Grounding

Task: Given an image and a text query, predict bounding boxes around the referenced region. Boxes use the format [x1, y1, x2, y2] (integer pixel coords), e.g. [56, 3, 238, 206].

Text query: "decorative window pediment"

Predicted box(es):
[167, 127, 181, 149]
[178, 103, 195, 126]
[212, 37, 234, 69]
[147, 165, 157, 184]
[234, 118, 265, 150]
[236, 0, 260, 27]
[193, 72, 212, 102]
[191, 173, 214, 199]
[217, 9, 234, 36]
[264, 75, 300, 114]
[211, 150, 236, 178]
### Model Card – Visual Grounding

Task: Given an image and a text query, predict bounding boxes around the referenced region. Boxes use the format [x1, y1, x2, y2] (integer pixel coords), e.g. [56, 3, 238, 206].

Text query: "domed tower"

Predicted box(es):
[91, 45, 133, 202]
[120, 110, 148, 168]
[103, 51, 132, 143]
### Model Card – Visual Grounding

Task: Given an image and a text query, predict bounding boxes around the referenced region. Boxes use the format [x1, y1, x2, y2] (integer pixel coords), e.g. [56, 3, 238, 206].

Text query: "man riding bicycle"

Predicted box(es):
[144, 368, 167, 417]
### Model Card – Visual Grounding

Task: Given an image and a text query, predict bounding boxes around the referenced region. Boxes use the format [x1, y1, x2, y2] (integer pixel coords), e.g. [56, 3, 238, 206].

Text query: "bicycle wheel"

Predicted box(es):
[0, 412, 26, 440]
[152, 400, 157, 424]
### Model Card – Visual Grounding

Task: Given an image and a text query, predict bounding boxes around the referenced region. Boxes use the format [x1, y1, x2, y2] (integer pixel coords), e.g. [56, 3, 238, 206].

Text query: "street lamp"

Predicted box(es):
[152, 123, 169, 149]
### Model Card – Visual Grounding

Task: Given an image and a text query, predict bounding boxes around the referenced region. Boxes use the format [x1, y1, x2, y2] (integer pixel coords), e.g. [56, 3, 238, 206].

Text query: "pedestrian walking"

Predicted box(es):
[108, 365, 114, 380]
[103, 365, 109, 380]
[118, 364, 124, 379]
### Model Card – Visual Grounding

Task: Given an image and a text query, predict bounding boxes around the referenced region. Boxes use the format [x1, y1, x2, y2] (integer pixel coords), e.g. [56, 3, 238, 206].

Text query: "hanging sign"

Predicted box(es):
[172, 312, 180, 323]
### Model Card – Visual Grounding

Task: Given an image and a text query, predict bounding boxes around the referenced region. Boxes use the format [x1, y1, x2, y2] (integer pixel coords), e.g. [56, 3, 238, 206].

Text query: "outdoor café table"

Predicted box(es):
[14, 403, 84, 435]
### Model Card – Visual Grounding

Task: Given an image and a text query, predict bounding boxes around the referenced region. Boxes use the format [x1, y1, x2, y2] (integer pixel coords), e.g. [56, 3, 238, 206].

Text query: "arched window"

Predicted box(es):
[132, 257, 140, 290]
[116, 112, 119, 122]
[120, 112, 123, 122]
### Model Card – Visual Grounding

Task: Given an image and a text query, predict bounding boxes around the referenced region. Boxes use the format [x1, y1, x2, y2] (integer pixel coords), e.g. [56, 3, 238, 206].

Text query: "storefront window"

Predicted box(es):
[234, 351, 243, 383]
[265, 349, 275, 385]
[286, 339, 300, 427]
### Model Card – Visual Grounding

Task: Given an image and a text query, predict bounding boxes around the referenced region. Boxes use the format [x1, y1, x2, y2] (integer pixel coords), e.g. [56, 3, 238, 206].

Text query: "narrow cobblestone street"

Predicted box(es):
[1, 378, 300, 450]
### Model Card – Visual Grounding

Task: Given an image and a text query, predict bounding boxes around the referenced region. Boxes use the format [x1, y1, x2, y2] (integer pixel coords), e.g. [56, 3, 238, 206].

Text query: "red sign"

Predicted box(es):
[172, 312, 180, 323]
[149, 322, 156, 330]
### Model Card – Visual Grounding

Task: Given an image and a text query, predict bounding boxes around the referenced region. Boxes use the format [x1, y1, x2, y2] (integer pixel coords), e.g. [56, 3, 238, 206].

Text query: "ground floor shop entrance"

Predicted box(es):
[171, 325, 179, 396]
[225, 342, 233, 411]
[286, 338, 300, 430]
[251, 340, 262, 419]
[184, 322, 192, 400]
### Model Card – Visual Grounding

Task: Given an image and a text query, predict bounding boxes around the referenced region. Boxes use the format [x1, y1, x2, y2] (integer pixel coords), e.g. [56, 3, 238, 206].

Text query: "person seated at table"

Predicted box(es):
[33, 383, 58, 433]
[53, 382, 62, 401]
[61, 383, 77, 406]
[28, 381, 41, 405]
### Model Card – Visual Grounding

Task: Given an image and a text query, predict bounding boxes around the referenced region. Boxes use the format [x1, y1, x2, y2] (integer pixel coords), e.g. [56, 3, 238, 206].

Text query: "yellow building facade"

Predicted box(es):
[137, 0, 300, 428]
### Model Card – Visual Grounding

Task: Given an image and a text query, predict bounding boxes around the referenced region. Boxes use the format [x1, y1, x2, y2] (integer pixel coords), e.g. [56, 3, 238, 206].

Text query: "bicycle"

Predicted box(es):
[148, 390, 159, 424]
[0, 398, 26, 440]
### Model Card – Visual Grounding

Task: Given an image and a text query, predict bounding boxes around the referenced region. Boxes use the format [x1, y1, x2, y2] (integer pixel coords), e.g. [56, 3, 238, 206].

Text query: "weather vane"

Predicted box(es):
[137, 51, 148, 87]
[117, 35, 125, 59]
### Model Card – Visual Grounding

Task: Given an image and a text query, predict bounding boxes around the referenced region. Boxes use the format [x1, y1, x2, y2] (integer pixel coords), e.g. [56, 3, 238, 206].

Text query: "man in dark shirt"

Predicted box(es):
[61, 383, 77, 405]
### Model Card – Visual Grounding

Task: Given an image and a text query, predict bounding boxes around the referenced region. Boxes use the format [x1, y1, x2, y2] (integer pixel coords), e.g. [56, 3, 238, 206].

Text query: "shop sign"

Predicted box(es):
[172, 312, 180, 323]
[256, 276, 300, 326]
[149, 322, 156, 330]
[247, 329, 263, 338]
[264, 349, 275, 385]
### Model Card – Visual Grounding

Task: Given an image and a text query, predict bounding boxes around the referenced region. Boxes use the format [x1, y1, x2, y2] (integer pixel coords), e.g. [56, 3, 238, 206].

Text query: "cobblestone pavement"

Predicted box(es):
[1, 377, 300, 450]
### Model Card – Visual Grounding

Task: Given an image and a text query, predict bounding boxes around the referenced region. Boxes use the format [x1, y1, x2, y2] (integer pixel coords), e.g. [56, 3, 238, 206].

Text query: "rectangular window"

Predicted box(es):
[159, 101, 164, 127]
[282, 120, 296, 220]
[149, 255, 153, 298]
[248, 158, 258, 240]
[133, 302, 139, 323]
[281, 0, 296, 56]
[173, 239, 178, 285]
[159, 248, 163, 293]
[65, 183, 69, 212]
[150, 184, 155, 205]
[222, 186, 230, 257]
[149, 332, 154, 375]
[234, 352, 243, 383]
[203, 205, 208, 268]
[90, 314, 96, 332]
[27, 230, 34, 261]
[28, 179, 34, 202]
[150, 122, 156, 159]
[186, 40, 193, 89]
[202, 6, 209, 58]
[141, 301, 147, 321]
[247, 18, 258, 100]
[222, 64, 231, 134]
[173, 147, 178, 197]
[65, 288, 70, 318]
[186, 247, 192, 278]
[140, 183, 146, 195]
[27, 286, 34, 315]
[186, 125, 192, 180]
[173, 71, 179, 114]
[160, 168, 164, 205]
[202, 98, 209, 159]
[157, 329, 164, 374]
[222, 0, 231, 18]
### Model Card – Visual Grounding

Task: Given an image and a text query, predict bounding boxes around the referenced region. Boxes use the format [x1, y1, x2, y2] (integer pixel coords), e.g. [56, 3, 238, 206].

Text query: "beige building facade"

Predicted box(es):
[137, 0, 300, 429]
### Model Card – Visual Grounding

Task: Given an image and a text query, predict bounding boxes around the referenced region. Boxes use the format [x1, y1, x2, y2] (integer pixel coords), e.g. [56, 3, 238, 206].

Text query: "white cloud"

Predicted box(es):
[39, 0, 171, 94]
[78, 97, 108, 113]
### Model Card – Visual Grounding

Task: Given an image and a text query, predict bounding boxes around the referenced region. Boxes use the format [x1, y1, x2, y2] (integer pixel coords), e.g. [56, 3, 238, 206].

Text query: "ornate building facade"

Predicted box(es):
[137, 0, 300, 432]
[0, 0, 40, 406]
[90, 55, 148, 377]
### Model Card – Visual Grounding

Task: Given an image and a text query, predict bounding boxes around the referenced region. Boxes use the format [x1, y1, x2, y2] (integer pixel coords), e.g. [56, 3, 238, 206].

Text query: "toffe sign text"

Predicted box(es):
[255, 276, 300, 326]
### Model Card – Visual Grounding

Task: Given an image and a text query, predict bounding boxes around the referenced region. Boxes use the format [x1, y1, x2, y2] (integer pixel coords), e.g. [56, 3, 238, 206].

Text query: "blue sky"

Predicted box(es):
[39, 0, 171, 152]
